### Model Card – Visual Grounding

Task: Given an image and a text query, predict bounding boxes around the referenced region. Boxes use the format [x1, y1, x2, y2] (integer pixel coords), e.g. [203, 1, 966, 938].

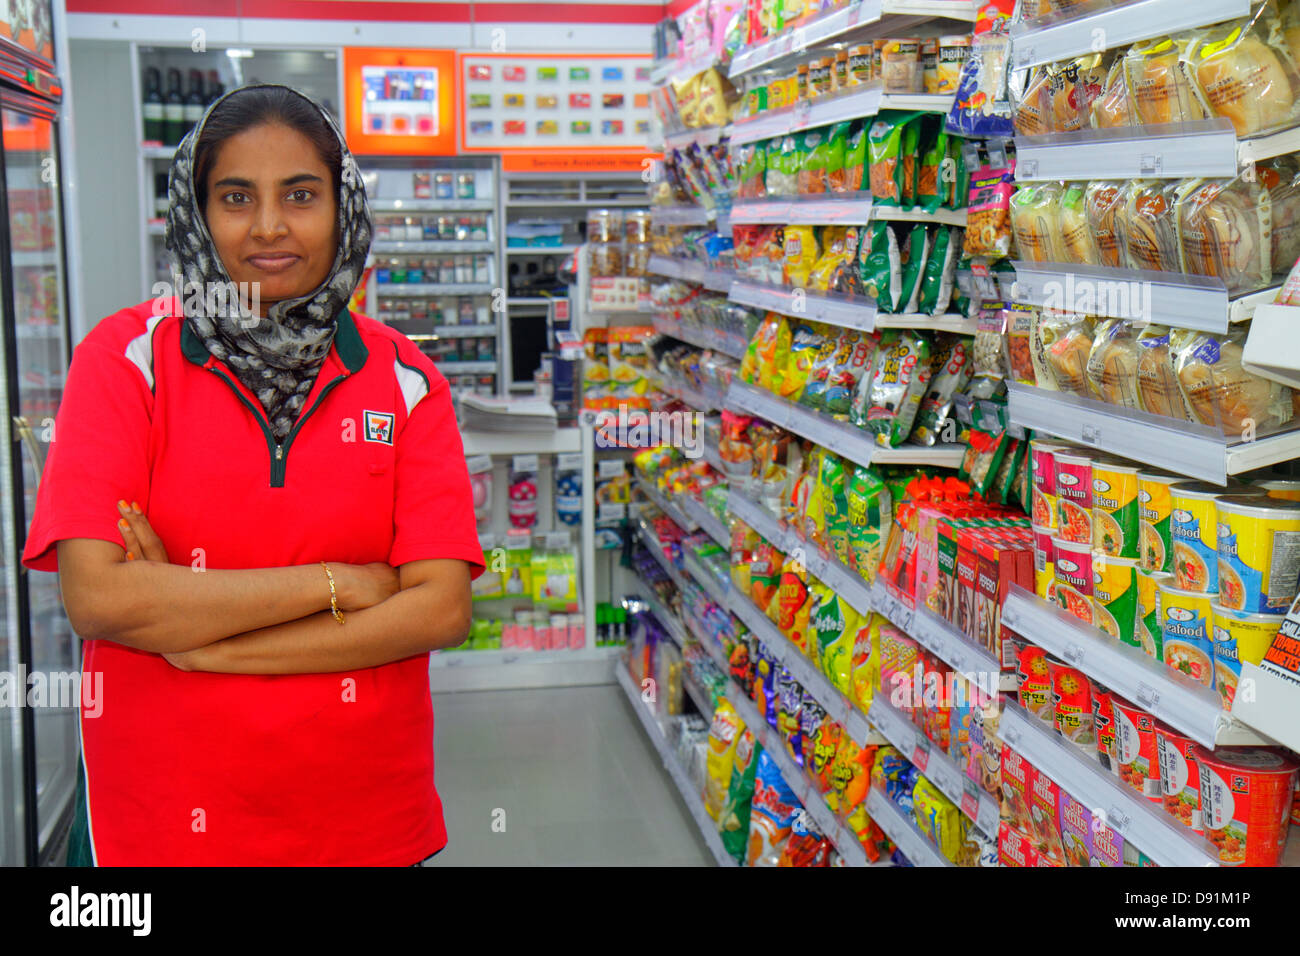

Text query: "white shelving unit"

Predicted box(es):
[652, 314, 749, 360]
[681, 497, 730, 548]
[865, 787, 953, 867]
[729, 279, 968, 334]
[729, 88, 954, 146]
[729, 198, 965, 227]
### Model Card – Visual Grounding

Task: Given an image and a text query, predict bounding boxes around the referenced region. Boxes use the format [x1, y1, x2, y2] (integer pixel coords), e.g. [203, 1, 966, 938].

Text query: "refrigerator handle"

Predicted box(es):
[13, 416, 44, 494]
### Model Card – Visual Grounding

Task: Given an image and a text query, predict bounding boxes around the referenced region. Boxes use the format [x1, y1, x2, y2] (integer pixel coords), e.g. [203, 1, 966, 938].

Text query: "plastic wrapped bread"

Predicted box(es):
[1174, 175, 1272, 296]
[1174, 327, 1293, 436]
[1136, 325, 1195, 420]
[1258, 155, 1300, 274]
[1120, 179, 1181, 272]
[1091, 54, 1134, 128]
[1047, 53, 1110, 132]
[1010, 182, 1068, 263]
[1060, 182, 1102, 265]
[1084, 181, 1127, 267]
[1011, 65, 1053, 136]
[1086, 319, 1143, 408]
[1183, 5, 1300, 137]
[1124, 35, 1207, 125]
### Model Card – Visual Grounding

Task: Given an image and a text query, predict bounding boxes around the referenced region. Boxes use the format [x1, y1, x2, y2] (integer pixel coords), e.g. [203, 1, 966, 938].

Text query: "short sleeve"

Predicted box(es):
[22, 337, 154, 572]
[390, 368, 485, 576]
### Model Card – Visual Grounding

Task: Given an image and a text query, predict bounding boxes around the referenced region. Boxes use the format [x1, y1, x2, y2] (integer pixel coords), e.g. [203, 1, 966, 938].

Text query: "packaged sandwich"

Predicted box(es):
[1174, 175, 1272, 296]
[1010, 182, 1068, 264]
[1090, 54, 1134, 129]
[1085, 319, 1142, 408]
[1084, 181, 1127, 267]
[1029, 308, 1061, 391]
[1183, 5, 1300, 138]
[1124, 35, 1207, 126]
[1059, 182, 1102, 265]
[1011, 65, 1052, 136]
[1258, 156, 1300, 274]
[1135, 324, 1194, 421]
[1048, 53, 1110, 132]
[1121, 180, 1181, 272]
[1040, 311, 1096, 397]
[1175, 327, 1294, 436]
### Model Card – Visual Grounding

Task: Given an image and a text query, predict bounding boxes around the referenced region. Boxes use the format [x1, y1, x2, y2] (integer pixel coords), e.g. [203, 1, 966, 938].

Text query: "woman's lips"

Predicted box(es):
[246, 253, 300, 274]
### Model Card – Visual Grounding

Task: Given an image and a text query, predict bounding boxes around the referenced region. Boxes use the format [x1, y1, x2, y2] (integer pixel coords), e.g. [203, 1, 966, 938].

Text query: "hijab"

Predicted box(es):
[164, 84, 373, 441]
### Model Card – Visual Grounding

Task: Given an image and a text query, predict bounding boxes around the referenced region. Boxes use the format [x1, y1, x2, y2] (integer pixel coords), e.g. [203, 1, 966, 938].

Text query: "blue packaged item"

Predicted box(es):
[777, 665, 803, 766]
[946, 35, 1014, 138]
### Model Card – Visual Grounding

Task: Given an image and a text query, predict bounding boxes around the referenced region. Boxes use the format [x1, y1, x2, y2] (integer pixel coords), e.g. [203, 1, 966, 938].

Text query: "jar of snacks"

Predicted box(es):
[587, 209, 624, 244]
[848, 45, 873, 85]
[589, 243, 624, 277]
[881, 38, 923, 93]
[808, 56, 834, 98]
[625, 210, 652, 245]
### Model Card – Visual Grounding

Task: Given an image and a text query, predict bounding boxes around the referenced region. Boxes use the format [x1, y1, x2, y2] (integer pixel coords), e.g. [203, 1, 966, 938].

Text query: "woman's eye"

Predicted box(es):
[223, 192, 250, 206]
[289, 189, 314, 203]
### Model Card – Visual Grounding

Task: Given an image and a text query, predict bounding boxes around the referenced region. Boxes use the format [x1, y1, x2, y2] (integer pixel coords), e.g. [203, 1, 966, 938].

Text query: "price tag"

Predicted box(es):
[977, 795, 1000, 836]
[912, 738, 931, 773]
[1019, 158, 1039, 178]
[1081, 423, 1101, 444]
[792, 98, 813, 130]
[961, 780, 981, 821]
[1002, 722, 1022, 748]
[848, 0, 864, 25]
[1135, 681, 1161, 710]
[1063, 642, 1085, 665]
[1138, 153, 1163, 176]
[1002, 603, 1019, 629]
[1013, 44, 1035, 67]
[1106, 805, 1133, 836]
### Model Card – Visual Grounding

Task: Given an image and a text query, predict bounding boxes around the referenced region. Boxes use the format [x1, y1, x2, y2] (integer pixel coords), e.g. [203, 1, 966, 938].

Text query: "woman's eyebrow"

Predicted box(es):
[280, 173, 325, 187]
[210, 173, 325, 190]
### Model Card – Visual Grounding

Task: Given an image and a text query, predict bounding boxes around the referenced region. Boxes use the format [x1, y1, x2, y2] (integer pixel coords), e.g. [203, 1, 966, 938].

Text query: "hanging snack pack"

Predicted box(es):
[746, 749, 802, 867]
[704, 700, 745, 820]
[866, 331, 934, 448]
[868, 111, 923, 207]
[964, 163, 1015, 258]
[859, 222, 902, 312]
[914, 333, 973, 445]
[718, 729, 761, 863]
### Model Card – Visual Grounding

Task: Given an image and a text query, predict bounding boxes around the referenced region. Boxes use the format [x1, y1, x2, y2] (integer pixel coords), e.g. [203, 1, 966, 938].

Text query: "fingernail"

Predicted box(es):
[126, 551, 135, 561]
[132, 502, 142, 514]
[118, 519, 128, 530]
[118, 500, 128, 511]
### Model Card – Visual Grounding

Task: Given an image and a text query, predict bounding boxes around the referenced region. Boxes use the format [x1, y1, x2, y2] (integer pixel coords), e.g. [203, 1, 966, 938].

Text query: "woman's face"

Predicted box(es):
[202, 122, 339, 311]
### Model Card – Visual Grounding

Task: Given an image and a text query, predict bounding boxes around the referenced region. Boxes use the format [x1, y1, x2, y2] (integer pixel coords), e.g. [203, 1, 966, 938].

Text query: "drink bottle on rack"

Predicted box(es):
[163, 68, 185, 146]
[184, 69, 206, 134]
[142, 67, 165, 143]
[206, 69, 225, 104]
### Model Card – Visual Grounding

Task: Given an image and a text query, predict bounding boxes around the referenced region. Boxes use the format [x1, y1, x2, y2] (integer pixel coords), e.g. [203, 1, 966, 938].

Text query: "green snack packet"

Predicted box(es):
[799, 330, 840, 411]
[846, 122, 867, 192]
[811, 589, 855, 694]
[825, 121, 850, 193]
[866, 330, 934, 448]
[799, 128, 830, 195]
[918, 225, 959, 315]
[944, 134, 969, 210]
[718, 729, 761, 863]
[992, 437, 1024, 504]
[820, 451, 851, 567]
[900, 117, 922, 208]
[825, 329, 879, 418]
[917, 116, 947, 213]
[913, 331, 973, 446]
[852, 329, 899, 428]
[868, 111, 921, 208]
[846, 465, 890, 581]
[859, 221, 900, 312]
[898, 223, 930, 315]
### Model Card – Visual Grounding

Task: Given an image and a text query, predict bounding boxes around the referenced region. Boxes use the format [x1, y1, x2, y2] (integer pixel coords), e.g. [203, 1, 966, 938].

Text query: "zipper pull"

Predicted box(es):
[276, 445, 283, 460]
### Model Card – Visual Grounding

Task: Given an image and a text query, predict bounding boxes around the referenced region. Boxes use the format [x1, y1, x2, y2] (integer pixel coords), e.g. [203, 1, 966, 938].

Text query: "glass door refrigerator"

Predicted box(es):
[0, 0, 75, 867]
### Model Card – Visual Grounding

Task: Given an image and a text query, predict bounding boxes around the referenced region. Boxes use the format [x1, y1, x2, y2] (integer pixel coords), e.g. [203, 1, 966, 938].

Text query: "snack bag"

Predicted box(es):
[777, 831, 833, 866]
[820, 451, 852, 566]
[868, 111, 923, 206]
[867, 331, 934, 448]
[1174, 327, 1293, 437]
[802, 694, 841, 792]
[825, 329, 879, 418]
[746, 749, 802, 866]
[913, 332, 973, 445]
[916, 117, 947, 212]
[1124, 34, 1206, 126]
[799, 329, 841, 411]
[783, 224, 821, 288]
[776, 555, 816, 651]
[798, 128, 830, 195]
[704, 700, 745, 820]
[825, 121, 852, 193]
[739, 312, 781, 384]
[780, 321, 825, 402]
[718, 729, 761, 863]
[849, 611, 879, 712]
[898, 223, 931, 314]
[776, 666, 804, 766]
[913, 775, 965, 862]
[828, 736, 874, 820]
[812, 590, 856, 695]
[846, 466, 891, 579]
[964, 163, 1015, 258]
[859, 221, 902, 312]
[754, 640, 779, 728]
[917, 225, 960, 315]
[750, 539, 786, 611]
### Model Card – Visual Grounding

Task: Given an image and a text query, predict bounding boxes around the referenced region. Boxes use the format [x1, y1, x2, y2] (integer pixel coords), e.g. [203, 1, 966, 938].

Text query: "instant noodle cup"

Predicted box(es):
[1046, 655, 1094, 752]
[1092, 460, 1140, 559]
[1054, 452, 1093, 544]
[1031, 524, 1056, 601]
[1158, 582, 1217, 689]
[1215, 495, 1300, 615]
[1137, 470, 1176, 573]
[1012, 635, 1053, 726]
[1029, 439, 1066, 530]
[1112, 695, 1162, 801]
[1194, 746, 1300, 867]
[1091, 681, 1119, 771]
[1134, 569, 1172, 659]
[1092, 554, 1138, 645]
[1155, 724, 1204, 833]
[1052, 536, 1093, 626]
[1169, 482, 1264, 593]
[1258, 479, 1300, 502]
[1211, 603, 1283, 712]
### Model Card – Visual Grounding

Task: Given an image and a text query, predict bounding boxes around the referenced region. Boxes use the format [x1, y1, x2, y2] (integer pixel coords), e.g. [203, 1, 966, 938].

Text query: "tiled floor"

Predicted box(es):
[425, 684, 714, 866]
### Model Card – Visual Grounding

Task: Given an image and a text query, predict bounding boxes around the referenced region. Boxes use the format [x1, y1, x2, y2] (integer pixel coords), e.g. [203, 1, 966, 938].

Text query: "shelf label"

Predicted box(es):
[1018, 158, 1039, 178]
[1138, 153, 1164, 176]
[912, 738, 931, 773]
[960, 781, 980, 820]
[1080, 422, 1101, 444]
[1002, 722, 1023, 748]
[1063, 642, 1085, 665]
[1106, 805, 1133, 836]
[1135, 681, 1161, 710]
[976, 795, 1000, 836]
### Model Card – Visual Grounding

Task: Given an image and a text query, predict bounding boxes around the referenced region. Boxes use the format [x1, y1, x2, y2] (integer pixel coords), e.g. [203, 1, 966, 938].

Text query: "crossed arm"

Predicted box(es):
[55, 501, 472, 675]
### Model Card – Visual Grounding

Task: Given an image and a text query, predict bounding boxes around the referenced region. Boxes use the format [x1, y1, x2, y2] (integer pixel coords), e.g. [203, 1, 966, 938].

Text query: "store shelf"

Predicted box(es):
[369, 198, 496, 212]
[614, 664, 738, 868]
[656, 373, 724, 412]
[646, 254, 737, 293]
[651, 205, 714, 226]
[1008, 0, 1250, 69]
[729, 198, 965, 227]
[637, 518, 691, 593]
[379, 283, 494, 297]
[874, 312, 978, 334]
[867, 697, 1000, 838]
[728, 0, 977, 79]
[372, 240, 495, 254]
[1001, 585, 1272, 750]
[870, 580, 1012, 697]
[652, 315, 749, 360]
[1231, 660, 1300, 756]
[730, 280, 875, 332]
[999, 700, 1219, 868]
[726, 380, 966, 472]
[506, 297, 554, 306]
[682, 496, 730, 548]
[637, 476, 699, 532]
[1006, 382, 1300, 485]
[865, 787, 953, 867]
[651, 51, 722, 89]
[729, 88, 950, 146]
[1242, 304, 1300, 389]
[431, 647, 617, 669]
[642, 589, 690, 649]
[459, 428, 580, 455]
[661, 125, 726, 151]
[425, 325, 501, 339]
[431, 360, 497, 374]
[683, 551, 733, 613]
[506, 245, 579, 256]
[1008, 261, 1275, 333]
[703, 440, 727, 475]
[1014, 120, 1237, 182]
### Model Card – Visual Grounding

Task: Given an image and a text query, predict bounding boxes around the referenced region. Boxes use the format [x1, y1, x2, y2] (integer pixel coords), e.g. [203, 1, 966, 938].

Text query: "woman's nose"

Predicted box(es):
[250, 203, 288, 241]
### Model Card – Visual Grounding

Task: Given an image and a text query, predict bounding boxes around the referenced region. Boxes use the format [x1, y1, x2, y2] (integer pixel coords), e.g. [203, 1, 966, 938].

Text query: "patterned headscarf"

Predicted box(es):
[164, 84, 372, 441]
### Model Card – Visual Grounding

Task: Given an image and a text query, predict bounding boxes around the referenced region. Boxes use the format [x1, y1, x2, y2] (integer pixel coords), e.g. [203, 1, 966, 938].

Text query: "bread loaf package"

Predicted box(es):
[1174, 327, 1294, 436]
[1060, 182, 1102, 265]
[1085, 319, 1142, 408]
[1091, 54, 1134, 128]
[1183, 4, 1300, 137]
[1011, 65, 1053, 136]
[1047, 54, 1110, 132]
[1124, 35, 1207, 125]
[1010, 182, 1068, 263]
[1281, 0, 1300, 66]
[1258, 156, 1300, 274]
[1174, 175, 1272, 296]
[1120, 180, 1181, 272]
[1039, 310, 1096, 397]
[1135, 324, 1194, 421]
[1085, 181, 1127, 267]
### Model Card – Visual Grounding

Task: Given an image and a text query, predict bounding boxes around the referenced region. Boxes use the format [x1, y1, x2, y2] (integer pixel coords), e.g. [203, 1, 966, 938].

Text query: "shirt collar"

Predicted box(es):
[180, 309, 368, 374]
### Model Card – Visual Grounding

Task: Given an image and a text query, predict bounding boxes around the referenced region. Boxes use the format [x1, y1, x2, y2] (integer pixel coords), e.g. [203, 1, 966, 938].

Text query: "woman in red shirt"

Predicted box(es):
[23, 85, 483, 865]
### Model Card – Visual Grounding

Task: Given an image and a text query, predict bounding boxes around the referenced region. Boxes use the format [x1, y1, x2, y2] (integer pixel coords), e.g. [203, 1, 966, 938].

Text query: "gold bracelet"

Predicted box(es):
[320, 561, 344, 624]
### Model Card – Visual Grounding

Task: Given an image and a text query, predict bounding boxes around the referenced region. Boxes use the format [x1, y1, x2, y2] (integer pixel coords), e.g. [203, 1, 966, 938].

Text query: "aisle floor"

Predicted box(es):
[425, 684, 714, 866]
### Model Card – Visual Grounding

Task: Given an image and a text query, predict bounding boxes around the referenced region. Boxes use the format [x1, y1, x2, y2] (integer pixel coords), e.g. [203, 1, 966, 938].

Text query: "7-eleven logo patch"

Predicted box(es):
[364, 410, 395, 445]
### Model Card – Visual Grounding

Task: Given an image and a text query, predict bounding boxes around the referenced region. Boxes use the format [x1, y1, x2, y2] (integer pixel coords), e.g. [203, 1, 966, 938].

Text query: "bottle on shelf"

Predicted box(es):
[184, 69, 206, 135]
[142, 67, 165, 143]
[163, 68, 186, 146]
[206, 69, 225, 105]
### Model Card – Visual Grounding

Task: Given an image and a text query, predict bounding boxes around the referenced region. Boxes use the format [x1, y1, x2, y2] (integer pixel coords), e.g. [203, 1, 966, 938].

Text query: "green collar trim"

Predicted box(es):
[179, 309, 368, 373]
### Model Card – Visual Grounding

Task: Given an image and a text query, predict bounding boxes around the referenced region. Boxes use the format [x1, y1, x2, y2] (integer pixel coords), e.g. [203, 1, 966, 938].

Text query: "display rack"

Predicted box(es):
[865, 787, 953, 867]
[652, 313, 749, 360]
[681, 497, 730, 548]
[729, 88, 954, 145]
[730, 280, 970, 334]
[729, 199, 966, 227]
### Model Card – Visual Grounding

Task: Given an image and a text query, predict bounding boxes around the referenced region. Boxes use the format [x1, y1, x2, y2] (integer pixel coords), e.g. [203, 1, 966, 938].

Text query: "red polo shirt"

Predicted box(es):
[23, 301, 484, 866]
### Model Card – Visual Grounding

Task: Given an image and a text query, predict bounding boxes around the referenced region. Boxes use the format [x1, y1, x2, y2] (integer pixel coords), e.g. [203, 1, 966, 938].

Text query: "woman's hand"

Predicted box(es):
[331, 562, 401, 611]
[162, 647, 206, 672]
[117, 500, 169, 563]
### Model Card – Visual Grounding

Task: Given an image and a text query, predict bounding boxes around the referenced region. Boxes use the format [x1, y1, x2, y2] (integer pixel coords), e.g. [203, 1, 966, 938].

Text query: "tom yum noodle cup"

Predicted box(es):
[1092, 554, 1138, 645]
[1135, 569, 1172, 660]
[1157, 582, 1217, 689]
[1091, 460, 1140, 559]
[1029, 440, 1066, 531]
[1155, 725, 1204, 834]
[1211, 604, 1283, 712]
[1112, 695, 1162, 801]
[1137, 471, 1177, 573]
[1194, 746, 1300, 867]
[1046, 655, 1094, 753]
[1052, 537, 1093, 626]
[1053, 453, 1093, 545]
[1215, 495, 1300, 615]
[1031, 524, 1056, 602]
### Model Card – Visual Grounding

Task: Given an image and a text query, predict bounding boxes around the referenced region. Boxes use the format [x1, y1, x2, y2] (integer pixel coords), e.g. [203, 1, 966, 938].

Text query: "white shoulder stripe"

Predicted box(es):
[395, 358, 430, 416]
[123, 314, 167, 389]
